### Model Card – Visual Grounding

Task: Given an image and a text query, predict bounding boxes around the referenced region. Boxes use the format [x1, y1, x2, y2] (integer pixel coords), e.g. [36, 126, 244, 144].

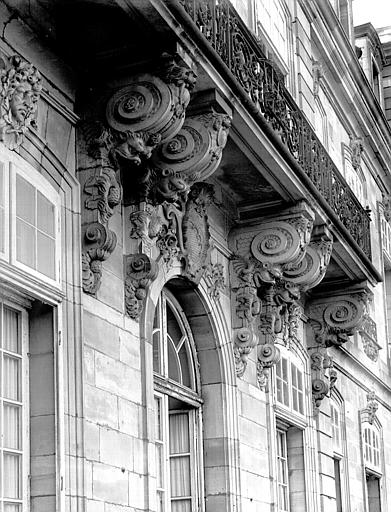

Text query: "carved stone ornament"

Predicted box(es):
[79, 54, 197, 295]
[308, 288, 370, 410]
[362, 391, 379, 425]
[383, 193, 391, 222]
[125, 254, 158, 319]
[0, 53, 42, 149]
[350, 136, 363, 171]
[309, 291, 369, 348]
[230, 202, 333, 386]
[312, 60, 323, 97]
[359, 315, 380, 362]
[206, 262, 226, 300]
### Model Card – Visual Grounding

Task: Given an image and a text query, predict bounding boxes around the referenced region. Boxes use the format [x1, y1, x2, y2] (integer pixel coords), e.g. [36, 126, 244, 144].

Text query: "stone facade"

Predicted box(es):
[0, 1, 391, 512]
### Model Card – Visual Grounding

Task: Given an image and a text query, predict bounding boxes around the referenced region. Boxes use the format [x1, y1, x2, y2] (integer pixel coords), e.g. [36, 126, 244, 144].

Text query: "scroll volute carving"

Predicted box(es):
[79, 54, 197, 295]
[0, 53, 42, 149]
[308, 288, 370, 412]
[230, 201, 316, 382]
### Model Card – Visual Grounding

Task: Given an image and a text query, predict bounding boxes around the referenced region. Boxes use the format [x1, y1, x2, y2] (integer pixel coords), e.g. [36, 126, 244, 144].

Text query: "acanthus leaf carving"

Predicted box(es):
[206, 262, 226, 301]
[359, 314, 380, 362]
[0, 53, 42, 149]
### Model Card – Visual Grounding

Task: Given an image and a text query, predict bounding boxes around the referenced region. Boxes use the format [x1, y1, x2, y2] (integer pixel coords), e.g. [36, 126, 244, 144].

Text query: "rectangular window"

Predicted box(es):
[334, 458, 343, 512]
[0, 302, 27, 512]
[366, 473, 381, 512]
[154, 395, 198, 512]
[331, 404, 341, 452]
[276, 429, 289, 512]
[255, 0, 289, 63]
[15, 173, 56, 280]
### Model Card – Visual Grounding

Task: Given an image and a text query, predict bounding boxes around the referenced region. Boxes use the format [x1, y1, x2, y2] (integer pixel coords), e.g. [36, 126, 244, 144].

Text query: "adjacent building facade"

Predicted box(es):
[1, 0, 391, 511]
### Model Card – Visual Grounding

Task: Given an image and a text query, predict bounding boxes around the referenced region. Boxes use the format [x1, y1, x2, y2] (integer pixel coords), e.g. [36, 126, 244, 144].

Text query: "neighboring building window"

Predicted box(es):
[153, 289, 202, 512]
[0, 300, 27, 512]
[342, 144, 365, 205]
[255, 0, 290, 65]
[0, 145, 60, 285]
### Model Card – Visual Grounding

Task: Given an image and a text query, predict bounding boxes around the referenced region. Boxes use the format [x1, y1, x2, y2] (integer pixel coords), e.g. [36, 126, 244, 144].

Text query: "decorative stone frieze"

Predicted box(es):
[359, 315, 380, 362]
[230, 202, 334, 386]
[308, 288, 370, 411]
[79, 54, 197, 295]
[0, 53, 42, 149]
[362, 391, 378, 425]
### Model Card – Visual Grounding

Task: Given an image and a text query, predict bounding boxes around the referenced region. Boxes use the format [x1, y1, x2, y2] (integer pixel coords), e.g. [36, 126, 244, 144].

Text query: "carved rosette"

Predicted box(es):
[125, 254, 158, 319]
[79, 54, 197, 295]
[0, 53, 42, 149]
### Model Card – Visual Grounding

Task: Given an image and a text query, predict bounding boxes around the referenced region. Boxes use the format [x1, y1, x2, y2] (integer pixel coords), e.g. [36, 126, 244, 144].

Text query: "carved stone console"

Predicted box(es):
[308, 287, 370, 411]
[78, 54, 197, 295]
[0, 52, 42, 149]
[230, 202, 333, 387]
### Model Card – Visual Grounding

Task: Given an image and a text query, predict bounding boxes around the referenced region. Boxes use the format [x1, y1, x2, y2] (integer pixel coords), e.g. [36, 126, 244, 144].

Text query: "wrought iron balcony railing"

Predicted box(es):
[178, 0, 371, 258]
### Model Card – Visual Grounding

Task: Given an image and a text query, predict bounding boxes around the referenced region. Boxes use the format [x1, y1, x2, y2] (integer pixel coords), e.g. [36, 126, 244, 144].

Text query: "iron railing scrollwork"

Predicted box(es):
[179, 0, 371, 258]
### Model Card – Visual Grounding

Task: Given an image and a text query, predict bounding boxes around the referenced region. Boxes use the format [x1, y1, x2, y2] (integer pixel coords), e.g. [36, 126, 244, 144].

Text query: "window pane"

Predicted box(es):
[16, 218, 36, 269]
[166, 305, 183, 347]
[4, 453, 22, 498]
[153, 331, 162, 374]
[169, 413, 190, 453]
[3, 307, 19, 354]
[4, 403, 21, 449]
[37, 231, 55, 278]
[171, 499, 191, 512]
[167, 337, 180, 383]
[37, 191, 55, 236]
[0, 162, 4, 253]
[4, 505, 22, 512]
[170, 456, 191, 497]
[157, 491, 164, 512]
[16, 174, 35, 224]
[4, 355, 21, 401]
[178, 345, 191, 389]
[156, 444, 164, 487]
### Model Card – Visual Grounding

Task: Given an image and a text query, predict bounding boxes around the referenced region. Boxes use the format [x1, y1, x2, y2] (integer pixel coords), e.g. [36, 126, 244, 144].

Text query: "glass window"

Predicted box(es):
[276, 429, 289, 512]
[153, 289, 202, 512]
[363, 425, 381, 472]
[275, 355, 305, 416]
[331, 403, 341, 451]
[0, 302, 26, 512]
[0, 145, 60, 284]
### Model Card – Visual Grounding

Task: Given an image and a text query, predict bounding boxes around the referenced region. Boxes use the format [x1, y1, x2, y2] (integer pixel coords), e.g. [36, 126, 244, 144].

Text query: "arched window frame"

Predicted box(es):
[153, 288, 204, 512]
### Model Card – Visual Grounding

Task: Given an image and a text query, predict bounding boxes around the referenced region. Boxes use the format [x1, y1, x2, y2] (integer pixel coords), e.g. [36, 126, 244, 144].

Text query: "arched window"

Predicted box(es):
[153, 289, 202, 512]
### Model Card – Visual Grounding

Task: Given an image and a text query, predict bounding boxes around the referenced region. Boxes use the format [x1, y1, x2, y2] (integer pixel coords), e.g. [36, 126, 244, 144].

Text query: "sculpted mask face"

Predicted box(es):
[10, 83, 34, 124]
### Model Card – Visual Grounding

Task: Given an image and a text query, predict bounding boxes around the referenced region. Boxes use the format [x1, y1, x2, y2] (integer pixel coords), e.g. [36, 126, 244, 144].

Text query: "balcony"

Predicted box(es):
[177, 0, 372, 259]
